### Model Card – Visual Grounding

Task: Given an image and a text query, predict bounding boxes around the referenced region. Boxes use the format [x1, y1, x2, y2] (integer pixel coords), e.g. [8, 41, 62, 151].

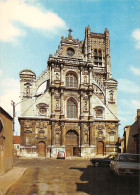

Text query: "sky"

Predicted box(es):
[0, 0, 140, 137]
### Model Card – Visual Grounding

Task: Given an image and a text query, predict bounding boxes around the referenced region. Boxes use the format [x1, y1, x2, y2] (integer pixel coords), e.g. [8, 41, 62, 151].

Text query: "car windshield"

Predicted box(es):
[119, 154, 140, 163]
[106, 155, 116, 159]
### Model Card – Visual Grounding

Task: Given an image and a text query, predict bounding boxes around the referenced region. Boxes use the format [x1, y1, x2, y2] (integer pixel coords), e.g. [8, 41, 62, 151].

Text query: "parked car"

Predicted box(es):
[57, 151, 65, 159]
[90, 155, 116, 166]
[110, 153, 140, 176]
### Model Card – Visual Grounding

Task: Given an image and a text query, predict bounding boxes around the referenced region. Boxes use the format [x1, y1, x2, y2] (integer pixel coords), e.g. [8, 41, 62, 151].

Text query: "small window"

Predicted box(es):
[66, 73, 77, 88]
[67, 99, 77, 118]
[39, 107, 47, 115]
[96, 110, 103, 118]
[67, 48, 75, 56]
[26, 86, 30, 96]
[95, 106, 104, 118]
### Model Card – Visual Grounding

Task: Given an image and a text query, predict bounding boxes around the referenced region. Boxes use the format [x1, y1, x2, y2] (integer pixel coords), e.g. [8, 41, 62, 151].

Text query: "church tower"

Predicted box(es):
[19, 26, 119, 158]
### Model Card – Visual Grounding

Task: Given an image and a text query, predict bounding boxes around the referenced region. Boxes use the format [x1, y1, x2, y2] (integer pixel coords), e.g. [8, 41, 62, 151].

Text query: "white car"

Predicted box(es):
[110, 153, 140, 176]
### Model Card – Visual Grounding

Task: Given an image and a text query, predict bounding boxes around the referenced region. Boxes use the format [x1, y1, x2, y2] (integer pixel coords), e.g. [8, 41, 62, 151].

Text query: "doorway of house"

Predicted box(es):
[66, 130, 79, 156]
[38, 141, 46, 157]
[97, 141, 104, 155]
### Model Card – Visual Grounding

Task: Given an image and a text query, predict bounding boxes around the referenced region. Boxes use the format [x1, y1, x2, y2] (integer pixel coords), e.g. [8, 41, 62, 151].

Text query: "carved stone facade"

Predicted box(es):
[19, 26, 119, 158]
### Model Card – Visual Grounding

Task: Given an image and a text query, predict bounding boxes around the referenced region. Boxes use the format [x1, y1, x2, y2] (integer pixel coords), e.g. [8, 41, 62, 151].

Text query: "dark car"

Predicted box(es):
[90, 155, 116, 166]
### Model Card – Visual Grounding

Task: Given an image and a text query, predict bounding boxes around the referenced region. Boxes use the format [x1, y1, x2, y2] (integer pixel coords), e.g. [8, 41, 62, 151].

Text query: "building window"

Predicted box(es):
[26, 86, 30, 96]
[39, 107, 47, 115]
[67, 47, 75, 56]
[96, 110, 103, 118]
[66, 73, 77, 88]
[25, 131, 32, 146]
[37, 103, 48, 116]
[67, 99, 77, 118]
[94, 106, 104, 118]
[109, 135, 115, 142]
[94, 48, 103, 66]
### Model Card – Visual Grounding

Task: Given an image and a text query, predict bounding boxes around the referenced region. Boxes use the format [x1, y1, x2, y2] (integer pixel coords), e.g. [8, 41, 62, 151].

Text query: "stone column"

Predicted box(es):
[88, 92, 93, 119]
[60, 64, 64, 86]
[60, 89, 64, 118]
[90, 123, 95, 146]
[80, 91, 84, 119]
[51, 89, 55, 118]
[49, 65, 51, 82]
[80, 123, 84, 145]
[51, 64, 54, 85]
[32, 121, 36, 145]
[51, 122, 55, 146]
[20, 121, 24, 145]
[80, 67, 83, 86]
[61, 123, 65, 146]
[89, 67, 92, 86]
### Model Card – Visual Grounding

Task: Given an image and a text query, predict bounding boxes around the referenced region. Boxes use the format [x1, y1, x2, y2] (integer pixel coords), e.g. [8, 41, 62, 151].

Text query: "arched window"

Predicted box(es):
[67, 99, 77, 118]
[66, 73, 77, 88]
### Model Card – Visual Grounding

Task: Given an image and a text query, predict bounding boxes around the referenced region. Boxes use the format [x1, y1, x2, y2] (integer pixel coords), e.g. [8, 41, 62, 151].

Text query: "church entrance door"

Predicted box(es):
[97, 141, 104, 155]
[66, 130, 79, 157]
[38, 141, 46, 157]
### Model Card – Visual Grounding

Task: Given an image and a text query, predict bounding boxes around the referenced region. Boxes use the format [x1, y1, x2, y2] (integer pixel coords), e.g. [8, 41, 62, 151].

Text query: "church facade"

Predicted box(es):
[19, 26, 119, 158]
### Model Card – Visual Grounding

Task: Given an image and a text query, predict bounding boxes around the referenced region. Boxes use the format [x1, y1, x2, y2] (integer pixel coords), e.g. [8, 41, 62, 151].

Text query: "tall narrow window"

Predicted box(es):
[67, 99, 77, 118]
[66, 73, 77, 88]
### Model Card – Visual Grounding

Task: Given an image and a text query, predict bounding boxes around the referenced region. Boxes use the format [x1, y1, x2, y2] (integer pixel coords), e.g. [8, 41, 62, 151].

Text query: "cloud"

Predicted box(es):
[131, 99, 140, 108]
[0, 76, 20, 114]
[0, 69, 2, 76]
[130, 66, 140, 76]
[118, 78, 140, 93]
[132, 28, 140, 49]
[0, 73, 20, 134]
[0, 0, 66, 42]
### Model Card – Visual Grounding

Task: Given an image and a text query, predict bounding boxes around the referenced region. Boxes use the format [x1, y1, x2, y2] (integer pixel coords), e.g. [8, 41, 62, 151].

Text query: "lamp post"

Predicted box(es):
[11, 100, 15, 133]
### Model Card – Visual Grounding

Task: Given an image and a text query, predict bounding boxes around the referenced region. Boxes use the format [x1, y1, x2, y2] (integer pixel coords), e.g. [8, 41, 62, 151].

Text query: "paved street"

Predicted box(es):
[5, 158, 139, 195]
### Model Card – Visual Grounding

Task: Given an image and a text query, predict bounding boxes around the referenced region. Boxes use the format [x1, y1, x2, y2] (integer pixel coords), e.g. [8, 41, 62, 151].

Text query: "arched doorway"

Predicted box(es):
[66, 130, 79, 156]
[97, 141, 104, 155]
[38, 141, 46, 157]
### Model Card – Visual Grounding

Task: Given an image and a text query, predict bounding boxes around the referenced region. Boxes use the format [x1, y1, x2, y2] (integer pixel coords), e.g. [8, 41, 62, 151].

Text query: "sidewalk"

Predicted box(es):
[0, 166, 26, 195]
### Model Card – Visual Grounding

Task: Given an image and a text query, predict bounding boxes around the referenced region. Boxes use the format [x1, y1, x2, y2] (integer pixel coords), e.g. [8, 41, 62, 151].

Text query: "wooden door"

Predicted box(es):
[38, 142, 46, 157]
[97, 141, 104, 155]
[66, 130, 78, 156]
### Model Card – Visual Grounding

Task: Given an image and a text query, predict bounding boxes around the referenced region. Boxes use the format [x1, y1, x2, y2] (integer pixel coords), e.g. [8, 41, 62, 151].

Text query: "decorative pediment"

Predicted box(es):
[96, 125, 105, 130]
[36, 103, 49, 108]
[98, 131, 103, 134]
[24, 130, 32, 133]
[108, 130, 116, 134]
[24, 82, 32, 86]
[38, 130, 45, 134]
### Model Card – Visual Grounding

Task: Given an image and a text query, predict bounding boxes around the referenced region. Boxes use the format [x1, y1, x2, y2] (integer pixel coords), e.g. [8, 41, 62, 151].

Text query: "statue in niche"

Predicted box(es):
[55, 99, 59, 109]
[55, 73, 59, 80]
[55, 133, 60, 145]
[84, 101, 88, 111]
[110, 92, 113, 101]
[26, 86, 30, 96]
[84, 133, 88, 144]
[84, 75, 87, 83]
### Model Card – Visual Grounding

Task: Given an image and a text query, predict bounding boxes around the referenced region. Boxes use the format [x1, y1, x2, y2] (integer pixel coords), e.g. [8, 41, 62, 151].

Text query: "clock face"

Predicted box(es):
[67, 47, 75, 56]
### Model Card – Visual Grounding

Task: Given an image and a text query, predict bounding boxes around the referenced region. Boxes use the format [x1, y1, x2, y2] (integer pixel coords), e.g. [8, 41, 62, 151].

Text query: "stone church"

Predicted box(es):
[19, 26, 119, 158]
